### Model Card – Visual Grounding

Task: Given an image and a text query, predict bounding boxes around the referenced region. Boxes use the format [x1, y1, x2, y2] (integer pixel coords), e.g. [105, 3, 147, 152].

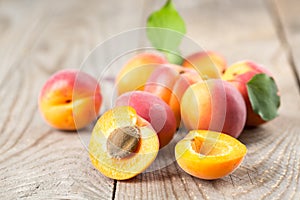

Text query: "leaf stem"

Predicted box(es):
[165, 0, 172, 8]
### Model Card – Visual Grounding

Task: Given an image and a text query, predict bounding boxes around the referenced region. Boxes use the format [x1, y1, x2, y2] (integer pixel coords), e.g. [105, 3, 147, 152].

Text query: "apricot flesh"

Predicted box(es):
[89, 106, 159, 180]
[175, 130, 247, 180]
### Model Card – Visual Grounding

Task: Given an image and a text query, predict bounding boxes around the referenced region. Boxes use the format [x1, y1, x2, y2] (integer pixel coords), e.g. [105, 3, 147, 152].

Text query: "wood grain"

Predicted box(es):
[0, 0, 144, 199]
[270, 0, 300, 90]
[0, 0, 299, 199]
[114, 0, 300, 199]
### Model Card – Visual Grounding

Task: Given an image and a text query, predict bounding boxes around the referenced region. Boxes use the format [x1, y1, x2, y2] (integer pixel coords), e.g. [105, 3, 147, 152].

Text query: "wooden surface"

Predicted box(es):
[0, 0, 300, 199]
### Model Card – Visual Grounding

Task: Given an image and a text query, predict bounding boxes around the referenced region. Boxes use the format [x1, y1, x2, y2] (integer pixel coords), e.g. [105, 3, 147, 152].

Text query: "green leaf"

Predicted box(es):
[146, 0, 186, 64]
[247, 74, 280, 121]
[165, 49, 183, 65]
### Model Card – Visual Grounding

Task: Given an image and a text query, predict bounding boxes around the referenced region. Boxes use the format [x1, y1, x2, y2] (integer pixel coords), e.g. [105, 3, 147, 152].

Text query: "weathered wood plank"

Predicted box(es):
[1, 0, 300, 199]
[0, 0, 115, 198]
[271, 0, 300, 90]
[0, 0, 145, 199]
[114, 0, 300, 199]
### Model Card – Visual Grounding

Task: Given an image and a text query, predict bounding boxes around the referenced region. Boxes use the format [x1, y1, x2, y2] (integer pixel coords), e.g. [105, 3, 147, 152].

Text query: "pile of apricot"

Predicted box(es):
[38, 51, 279, 180]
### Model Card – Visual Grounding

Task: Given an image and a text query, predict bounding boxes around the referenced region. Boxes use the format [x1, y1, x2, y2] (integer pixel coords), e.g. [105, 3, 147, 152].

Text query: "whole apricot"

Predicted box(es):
[181, 79, 246, 138]
[222, 61, 278, 126]
[115, 53, 167, 95]
[144, 64, 202, 126]
[182, 51, 227, 79]
[39, 69, 102, 130]
[116, 91, 176, 148]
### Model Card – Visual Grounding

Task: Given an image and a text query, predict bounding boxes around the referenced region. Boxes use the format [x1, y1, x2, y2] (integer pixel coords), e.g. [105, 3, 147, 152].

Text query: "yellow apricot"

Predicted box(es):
[116, 53, 167, 95]
[89, 106, 159, 180]
[175, 130, 247, 180]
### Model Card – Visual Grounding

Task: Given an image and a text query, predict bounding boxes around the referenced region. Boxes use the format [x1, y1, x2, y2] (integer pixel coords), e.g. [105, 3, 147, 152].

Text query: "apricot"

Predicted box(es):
[115, 91, 176, 148]
[115, 53, 167, 95]
[89, 106, 159, 180]
[39, 69, 102, 130]
[175, 130, 247, 180]
[222, 61, 275, 126]
[181, 79, 246, 138]
[168, 70, 203, 126]
[182, 51, 227, 79]
[144, 64, 202, 126]
[144, 64, 181, 103]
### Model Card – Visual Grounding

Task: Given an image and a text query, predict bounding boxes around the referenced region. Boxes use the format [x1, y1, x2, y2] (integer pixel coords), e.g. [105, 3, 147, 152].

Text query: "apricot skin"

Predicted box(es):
[89, 106, 159, 180]
[144, 64, 202, 126]
[222, 61, 274, 126]
[39, 69, 102, 130]
[175, 130, 247, 180]
[116, 91, 177, 148]
[115, 53, 167, 95]
[181, 79, 246, 138]
[182, 51, 227, 79]
[144, 64, 180, 103]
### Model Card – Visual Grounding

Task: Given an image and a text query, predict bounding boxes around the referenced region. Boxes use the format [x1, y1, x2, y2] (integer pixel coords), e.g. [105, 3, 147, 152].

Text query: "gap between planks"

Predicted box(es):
[265, 0, 300, 93]
[112, 0, 151, 198]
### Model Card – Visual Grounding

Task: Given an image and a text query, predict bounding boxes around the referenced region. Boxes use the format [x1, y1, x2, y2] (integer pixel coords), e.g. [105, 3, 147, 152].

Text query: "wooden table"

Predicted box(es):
[1, 0, 300, 199]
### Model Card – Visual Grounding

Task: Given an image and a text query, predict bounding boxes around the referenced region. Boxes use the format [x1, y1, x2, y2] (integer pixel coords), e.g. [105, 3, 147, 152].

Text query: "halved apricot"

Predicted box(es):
[89, 106, 159, 180]
[175, 130, 247, 180]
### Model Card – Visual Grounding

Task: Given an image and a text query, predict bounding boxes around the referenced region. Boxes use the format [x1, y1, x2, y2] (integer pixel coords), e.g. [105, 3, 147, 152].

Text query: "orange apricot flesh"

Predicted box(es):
[89, 106, 159, 180]
[175, 130, 247, 180]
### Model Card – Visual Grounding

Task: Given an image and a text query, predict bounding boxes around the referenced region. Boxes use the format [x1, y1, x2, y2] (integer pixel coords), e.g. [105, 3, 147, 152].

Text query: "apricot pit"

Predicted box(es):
[106, 126, 140, 159]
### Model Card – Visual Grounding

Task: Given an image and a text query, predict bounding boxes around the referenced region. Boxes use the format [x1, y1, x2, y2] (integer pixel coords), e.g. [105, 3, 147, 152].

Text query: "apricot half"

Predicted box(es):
[175, 130, 247, 180]
[89, 106, 159, 180]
